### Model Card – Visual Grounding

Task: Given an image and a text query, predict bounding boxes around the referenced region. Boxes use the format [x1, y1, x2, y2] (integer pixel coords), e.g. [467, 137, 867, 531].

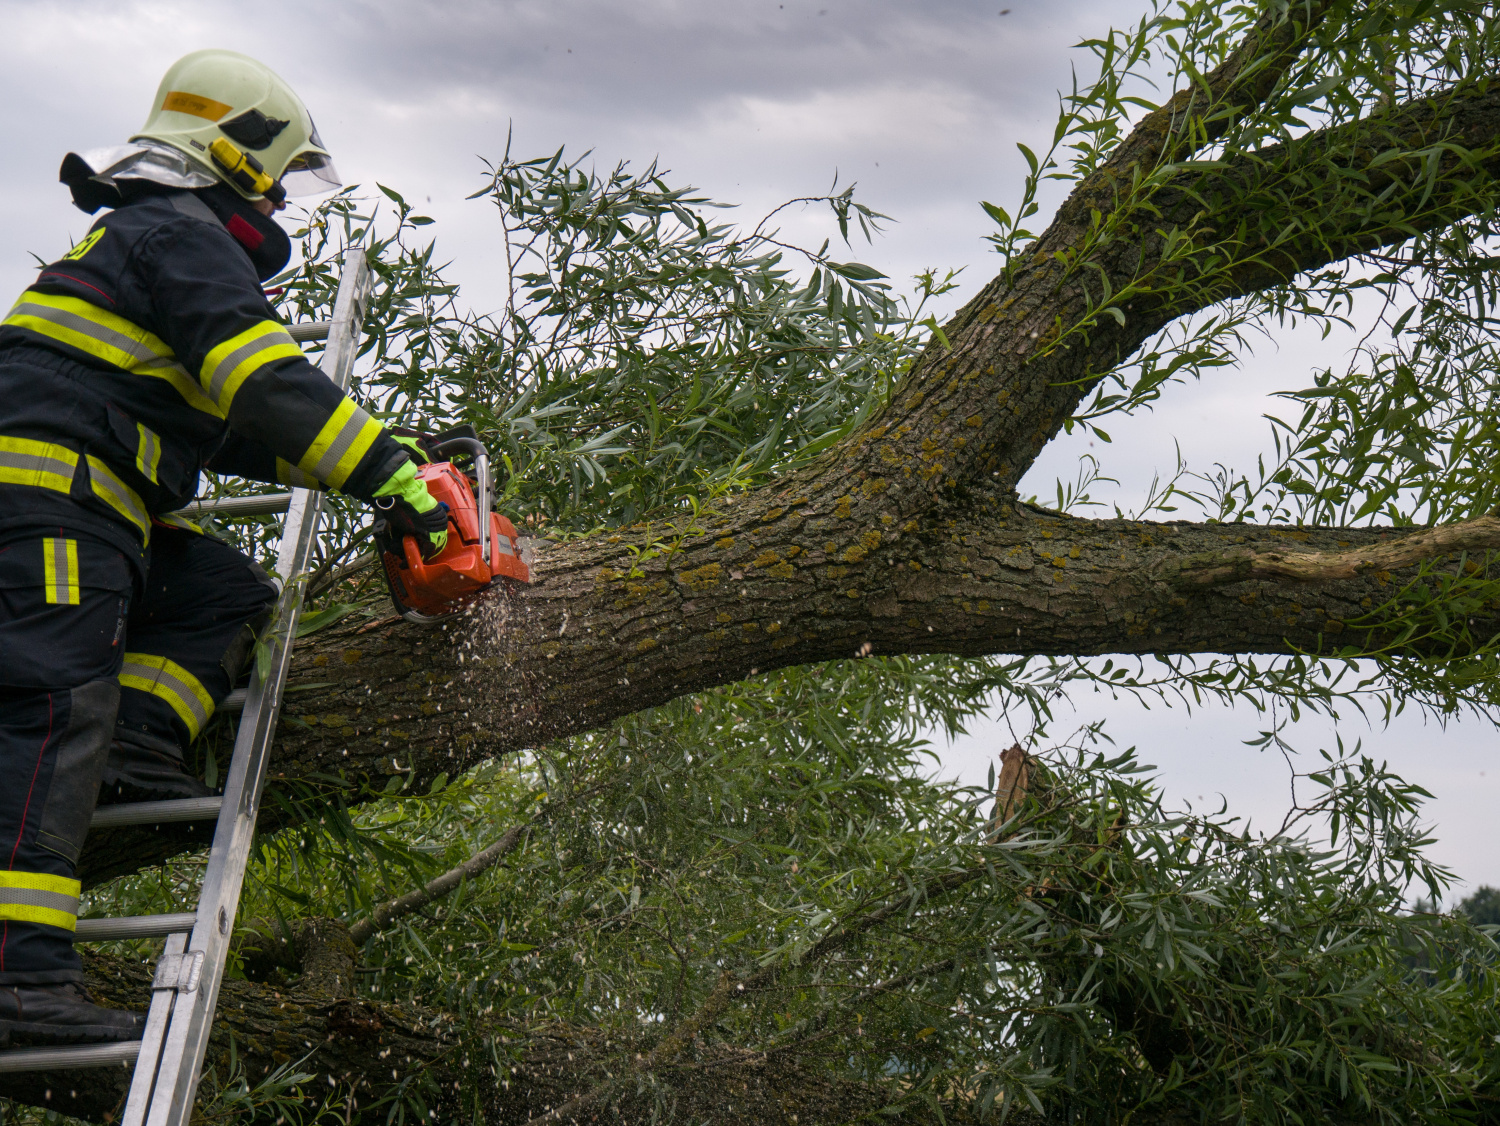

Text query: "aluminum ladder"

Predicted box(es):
[0, 248, 372, 1125]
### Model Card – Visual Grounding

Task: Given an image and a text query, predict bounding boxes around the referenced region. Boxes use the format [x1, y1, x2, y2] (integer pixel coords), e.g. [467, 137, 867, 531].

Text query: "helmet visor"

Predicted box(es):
[280, 149, 341, 197]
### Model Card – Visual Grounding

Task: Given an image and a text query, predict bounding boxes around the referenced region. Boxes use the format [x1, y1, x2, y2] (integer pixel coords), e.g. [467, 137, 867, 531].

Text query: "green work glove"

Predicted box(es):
[389, 428, 442, 465]
[373, 461, 449, 557]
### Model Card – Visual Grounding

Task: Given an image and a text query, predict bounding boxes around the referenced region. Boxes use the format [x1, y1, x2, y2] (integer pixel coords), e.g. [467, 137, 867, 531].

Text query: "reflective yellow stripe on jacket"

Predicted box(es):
[86, 456, 149, 539]
[0, 435, 77, 493]
[135, 421, 162, 483]
[199, 320, 305, 414]
[4, 292, 222, 418]
[275, 457, 325, 490]
[120, 653, 214, 739]
[0, 870, 81, 931]
[300, 397, 383, 491]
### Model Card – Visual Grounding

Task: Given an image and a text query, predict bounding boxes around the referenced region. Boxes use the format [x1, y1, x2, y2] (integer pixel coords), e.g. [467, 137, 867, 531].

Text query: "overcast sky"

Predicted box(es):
[5, 0, 1496, 894]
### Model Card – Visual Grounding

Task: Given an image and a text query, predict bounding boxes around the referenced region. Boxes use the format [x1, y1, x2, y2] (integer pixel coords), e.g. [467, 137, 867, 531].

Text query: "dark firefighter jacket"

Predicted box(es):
[0, 185, 407, 565]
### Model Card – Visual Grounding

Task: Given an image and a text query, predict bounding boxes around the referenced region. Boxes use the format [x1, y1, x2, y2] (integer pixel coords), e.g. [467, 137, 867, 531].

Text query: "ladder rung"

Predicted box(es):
[175, 493, 293, 519]
[287, 320, 331, 342]
[220, 688, 246, 712]
[75, 914, 198, 942]
[90, 796, 223, 829]
[0, 1039, 140, 1073]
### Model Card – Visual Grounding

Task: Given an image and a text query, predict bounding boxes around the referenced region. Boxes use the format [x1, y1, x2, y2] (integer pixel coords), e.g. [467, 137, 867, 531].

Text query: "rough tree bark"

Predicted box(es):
[19, 7, 1500, 1121]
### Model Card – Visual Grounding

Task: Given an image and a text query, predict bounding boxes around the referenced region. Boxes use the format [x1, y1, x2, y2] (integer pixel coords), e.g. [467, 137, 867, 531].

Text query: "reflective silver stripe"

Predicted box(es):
[48, 538, 70, 603]
[88, 459, 149, 533]
[0, 448, 75, 479]
[0, 887, 79, 915]
[310, 405, 375, 483]
[120, 658, 211, 733]
[275, 457, 323, 490]
[206, 331, 293, 403]
[134, 354, 193, 379]
[9, 299, 161, 366]
[137, 424, 160, 482]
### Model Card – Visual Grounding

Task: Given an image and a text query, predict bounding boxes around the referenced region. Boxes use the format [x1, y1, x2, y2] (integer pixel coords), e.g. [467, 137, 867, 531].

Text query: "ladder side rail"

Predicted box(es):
[118, 933, 187, 1122]
[140, 489, 322, 1126]
[124, 248, 372, 1126]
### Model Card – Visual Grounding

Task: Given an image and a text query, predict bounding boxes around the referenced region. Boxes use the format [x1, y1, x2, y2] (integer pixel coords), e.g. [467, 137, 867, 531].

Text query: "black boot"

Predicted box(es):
[0, 981, 145, 1044]
[98, 730, 215, 805]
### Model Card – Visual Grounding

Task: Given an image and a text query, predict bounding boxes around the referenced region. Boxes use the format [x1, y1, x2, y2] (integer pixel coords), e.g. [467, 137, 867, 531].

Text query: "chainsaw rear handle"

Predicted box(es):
[417, 435, 492, 570]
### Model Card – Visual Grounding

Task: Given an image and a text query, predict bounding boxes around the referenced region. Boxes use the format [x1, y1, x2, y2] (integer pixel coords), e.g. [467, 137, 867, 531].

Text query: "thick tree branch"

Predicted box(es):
[844, 79, 1500, 516]
[1091, 0, 1333, 183]
[78, 498, 1500, 891]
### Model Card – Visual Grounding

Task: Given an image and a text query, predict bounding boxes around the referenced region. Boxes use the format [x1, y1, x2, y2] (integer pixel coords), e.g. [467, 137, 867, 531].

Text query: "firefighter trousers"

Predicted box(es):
[0, 514, 275, 982]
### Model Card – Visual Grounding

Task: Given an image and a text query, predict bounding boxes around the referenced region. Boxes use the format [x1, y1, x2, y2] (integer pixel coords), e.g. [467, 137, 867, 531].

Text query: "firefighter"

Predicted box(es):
[0, 50, 448, 1043]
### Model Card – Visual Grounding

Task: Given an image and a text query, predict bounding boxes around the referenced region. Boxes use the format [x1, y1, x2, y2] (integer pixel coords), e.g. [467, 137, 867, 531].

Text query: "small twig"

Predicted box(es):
[348, 822, 529, 946]
[308, 549, 379, 602]
[354, 614, 403, 635]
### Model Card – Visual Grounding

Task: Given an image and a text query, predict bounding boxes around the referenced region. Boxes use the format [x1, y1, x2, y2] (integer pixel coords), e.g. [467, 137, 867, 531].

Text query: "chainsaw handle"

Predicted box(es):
[428, 436, 492, 570]
[429, 435, 485, 462]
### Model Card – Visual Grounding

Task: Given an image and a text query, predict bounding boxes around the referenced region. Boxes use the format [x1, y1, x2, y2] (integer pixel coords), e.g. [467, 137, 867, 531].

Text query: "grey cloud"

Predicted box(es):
[285, 0, 1098, 111]
[0, 0, 1130, 312]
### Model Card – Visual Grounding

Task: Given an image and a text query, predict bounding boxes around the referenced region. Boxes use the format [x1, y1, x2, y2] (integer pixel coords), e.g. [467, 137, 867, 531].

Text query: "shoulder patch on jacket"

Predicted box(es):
[61, 229, 105, 262]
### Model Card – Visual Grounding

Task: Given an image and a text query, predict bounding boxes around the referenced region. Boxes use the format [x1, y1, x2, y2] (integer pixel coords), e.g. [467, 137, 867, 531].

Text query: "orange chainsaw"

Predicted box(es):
[375, 431, 530, 623]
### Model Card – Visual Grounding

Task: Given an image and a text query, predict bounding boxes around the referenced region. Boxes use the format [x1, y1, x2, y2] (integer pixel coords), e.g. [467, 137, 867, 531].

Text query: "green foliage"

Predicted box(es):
[268, 150, 946, 539]
[79, 661, 1500, 1124]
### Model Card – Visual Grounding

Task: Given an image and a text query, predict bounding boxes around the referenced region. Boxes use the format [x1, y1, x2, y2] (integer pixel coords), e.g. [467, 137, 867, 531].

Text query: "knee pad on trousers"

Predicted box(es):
[36, 679, 118, 866]
[219, 607, 273, 685]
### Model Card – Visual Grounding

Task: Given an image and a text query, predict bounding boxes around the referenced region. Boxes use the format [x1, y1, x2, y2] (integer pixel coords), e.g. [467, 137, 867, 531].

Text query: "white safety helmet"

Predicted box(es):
[120, 49, 341, 203]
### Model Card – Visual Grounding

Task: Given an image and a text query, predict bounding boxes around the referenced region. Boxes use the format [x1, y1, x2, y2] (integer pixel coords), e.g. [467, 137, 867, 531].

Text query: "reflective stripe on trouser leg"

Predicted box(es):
[0, 872, 79, 931]
[0, 526, 128, 981]
[119, 653, 212, 741]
